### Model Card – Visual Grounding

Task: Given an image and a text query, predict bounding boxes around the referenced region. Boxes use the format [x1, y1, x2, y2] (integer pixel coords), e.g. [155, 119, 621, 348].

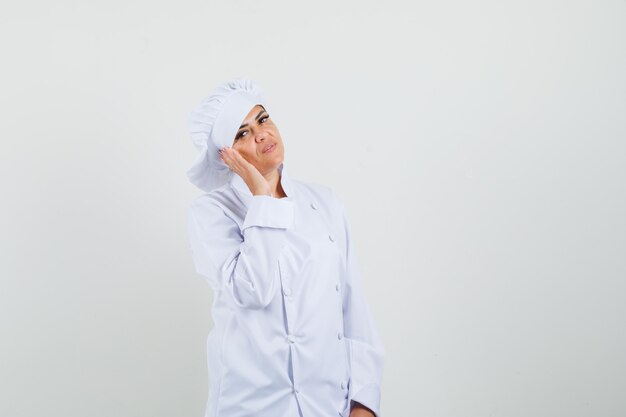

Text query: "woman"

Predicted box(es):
[186, 77, 385, 417]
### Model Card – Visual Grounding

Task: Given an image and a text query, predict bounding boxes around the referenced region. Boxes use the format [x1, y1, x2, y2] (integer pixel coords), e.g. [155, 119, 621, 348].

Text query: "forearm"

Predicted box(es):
[226, 195, 293, 308]
[187, 195, 295, 309]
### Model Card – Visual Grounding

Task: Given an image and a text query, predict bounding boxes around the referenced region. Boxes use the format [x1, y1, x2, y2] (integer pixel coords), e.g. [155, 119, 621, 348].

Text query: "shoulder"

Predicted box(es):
[188, 184, 252, 233]
[189, 190, 222, 212]
[188, 184, 237, 219]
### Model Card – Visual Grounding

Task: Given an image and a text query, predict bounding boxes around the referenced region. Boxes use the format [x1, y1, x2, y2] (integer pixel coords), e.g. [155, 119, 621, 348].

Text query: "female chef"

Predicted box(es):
[186, 77, 385, 417]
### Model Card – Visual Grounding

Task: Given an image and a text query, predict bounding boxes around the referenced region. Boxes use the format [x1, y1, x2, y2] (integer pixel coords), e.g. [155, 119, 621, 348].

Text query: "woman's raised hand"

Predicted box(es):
[219, 147, 272, 197]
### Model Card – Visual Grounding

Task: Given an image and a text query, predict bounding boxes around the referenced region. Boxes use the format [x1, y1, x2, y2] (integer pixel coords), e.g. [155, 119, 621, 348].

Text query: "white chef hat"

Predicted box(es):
[186, 76, 267, 193]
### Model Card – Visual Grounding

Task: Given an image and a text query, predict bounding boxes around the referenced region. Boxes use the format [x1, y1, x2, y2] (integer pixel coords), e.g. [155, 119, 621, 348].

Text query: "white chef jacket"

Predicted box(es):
[186, 161, 385, 417]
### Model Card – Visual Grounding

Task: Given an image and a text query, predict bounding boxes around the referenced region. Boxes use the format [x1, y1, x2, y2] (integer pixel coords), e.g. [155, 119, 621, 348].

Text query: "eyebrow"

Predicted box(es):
[238, 108, 268, 130]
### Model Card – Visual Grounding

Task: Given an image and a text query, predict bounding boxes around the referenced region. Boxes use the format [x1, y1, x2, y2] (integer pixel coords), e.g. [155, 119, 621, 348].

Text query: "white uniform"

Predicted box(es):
[186, 162, 385, 417]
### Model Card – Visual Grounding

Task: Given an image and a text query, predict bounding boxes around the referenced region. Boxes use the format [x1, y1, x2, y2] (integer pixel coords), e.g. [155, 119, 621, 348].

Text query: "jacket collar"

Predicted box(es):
[229, 161, 295, 205]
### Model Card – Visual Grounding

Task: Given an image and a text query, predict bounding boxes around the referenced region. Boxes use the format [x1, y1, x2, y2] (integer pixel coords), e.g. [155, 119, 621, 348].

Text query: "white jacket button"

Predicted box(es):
[335, 283, 340, 292]
[337, 332, 343, 340]
[328, 234, 335, 242]
[310, 202, 317, 210]
[287, 334, 296, 343]
[283, 287, 292, 296]
[340, 380, 346, 389]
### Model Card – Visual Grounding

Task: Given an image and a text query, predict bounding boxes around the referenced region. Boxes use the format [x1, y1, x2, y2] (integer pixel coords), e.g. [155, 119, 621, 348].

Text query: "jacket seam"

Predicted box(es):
[214, 311, 234, 416]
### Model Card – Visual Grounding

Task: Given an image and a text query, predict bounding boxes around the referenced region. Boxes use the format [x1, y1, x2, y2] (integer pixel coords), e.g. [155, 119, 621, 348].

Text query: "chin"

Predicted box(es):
[267, 152, 283, 164]
[269, 159, 283, 170]
[257, 157, 282, 173]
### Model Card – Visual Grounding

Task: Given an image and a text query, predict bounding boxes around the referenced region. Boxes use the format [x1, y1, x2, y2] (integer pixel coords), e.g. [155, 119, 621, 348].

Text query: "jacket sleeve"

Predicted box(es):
[187, 194, 295, 310]
[339, 200, 386, 417]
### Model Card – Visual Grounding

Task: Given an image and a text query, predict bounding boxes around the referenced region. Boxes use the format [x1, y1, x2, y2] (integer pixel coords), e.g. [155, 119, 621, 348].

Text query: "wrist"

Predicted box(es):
[251, 189, 273, 197]
[350, 402, 376, 417]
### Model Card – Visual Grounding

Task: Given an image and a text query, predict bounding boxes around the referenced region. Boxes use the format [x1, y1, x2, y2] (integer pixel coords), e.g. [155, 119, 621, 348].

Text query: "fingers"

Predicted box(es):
[218, 147, 232, 170]
[219, 146, 247, 174]
[219, 147, 271, 196]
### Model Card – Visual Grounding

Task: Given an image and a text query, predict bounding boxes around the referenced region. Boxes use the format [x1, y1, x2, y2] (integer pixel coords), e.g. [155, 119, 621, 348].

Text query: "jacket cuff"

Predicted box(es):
[241, 195, 295, 230]
[351, 384, 381, 417]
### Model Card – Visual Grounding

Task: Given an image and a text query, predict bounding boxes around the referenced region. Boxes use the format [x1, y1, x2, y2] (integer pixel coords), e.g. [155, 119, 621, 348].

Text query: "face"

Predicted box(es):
[232, 104, 285, 174]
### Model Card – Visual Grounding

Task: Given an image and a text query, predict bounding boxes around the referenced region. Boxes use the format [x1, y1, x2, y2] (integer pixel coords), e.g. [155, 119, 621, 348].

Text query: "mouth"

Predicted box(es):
[262, 143, 276, 153]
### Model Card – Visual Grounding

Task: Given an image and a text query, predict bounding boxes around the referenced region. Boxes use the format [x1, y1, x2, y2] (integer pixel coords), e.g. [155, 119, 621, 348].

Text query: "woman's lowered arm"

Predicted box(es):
[339, 200, 386, 417]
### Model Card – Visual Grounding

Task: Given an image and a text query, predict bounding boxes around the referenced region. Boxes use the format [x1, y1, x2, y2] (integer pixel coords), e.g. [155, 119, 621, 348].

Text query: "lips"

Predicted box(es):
[262, 143, 276, 153]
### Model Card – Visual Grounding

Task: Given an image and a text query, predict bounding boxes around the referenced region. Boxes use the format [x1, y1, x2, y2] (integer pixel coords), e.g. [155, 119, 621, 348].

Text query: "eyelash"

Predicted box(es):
[235, 115, 269, 140]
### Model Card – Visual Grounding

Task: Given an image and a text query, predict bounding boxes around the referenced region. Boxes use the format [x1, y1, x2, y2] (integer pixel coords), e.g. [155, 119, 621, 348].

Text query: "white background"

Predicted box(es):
[1, 1, 625, 416]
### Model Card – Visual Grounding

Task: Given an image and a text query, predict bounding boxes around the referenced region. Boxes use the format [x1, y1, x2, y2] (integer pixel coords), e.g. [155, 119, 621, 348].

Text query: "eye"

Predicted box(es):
[234, 114, 269, 140]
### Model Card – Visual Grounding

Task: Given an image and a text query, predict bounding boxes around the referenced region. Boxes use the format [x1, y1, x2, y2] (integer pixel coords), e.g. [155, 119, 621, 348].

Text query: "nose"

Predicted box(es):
[255, 132, 266, 143]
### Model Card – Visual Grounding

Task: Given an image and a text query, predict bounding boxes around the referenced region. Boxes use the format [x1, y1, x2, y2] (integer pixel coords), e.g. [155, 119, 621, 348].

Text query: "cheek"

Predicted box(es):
[240, 144, 258, 161]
